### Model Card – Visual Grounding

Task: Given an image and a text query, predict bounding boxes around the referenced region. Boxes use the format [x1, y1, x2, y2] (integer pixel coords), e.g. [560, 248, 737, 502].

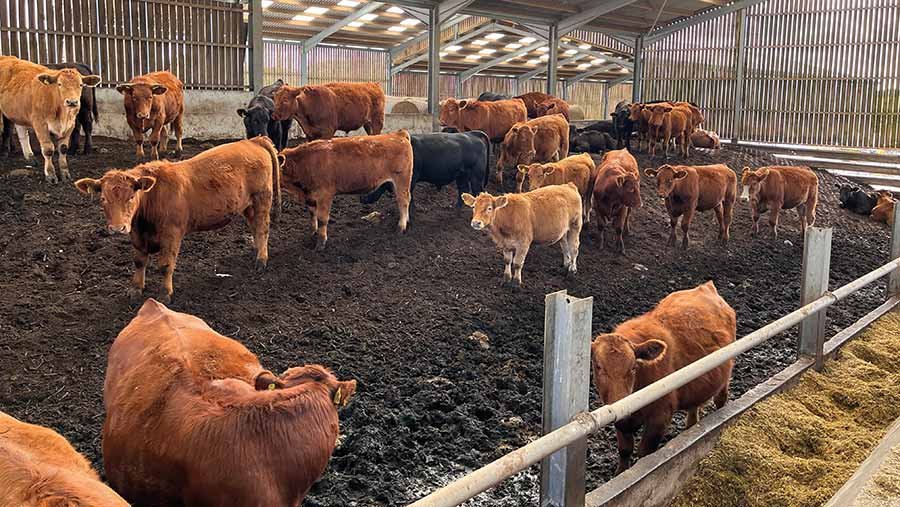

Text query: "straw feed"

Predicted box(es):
[671, 309, 900, 507]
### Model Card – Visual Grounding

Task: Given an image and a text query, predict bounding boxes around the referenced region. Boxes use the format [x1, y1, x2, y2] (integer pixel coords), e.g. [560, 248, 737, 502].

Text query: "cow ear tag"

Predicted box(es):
[268, 383, 276, 391]
[333, 389, 342, 405]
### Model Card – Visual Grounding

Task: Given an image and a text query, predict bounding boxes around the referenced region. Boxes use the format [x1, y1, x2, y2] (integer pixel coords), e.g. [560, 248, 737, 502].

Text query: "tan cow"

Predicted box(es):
[514, 91, 553, 118]
[534, 97, 571, 121]
[517, 152, 596, 222]
[103, 299, 357, 506]
[592, 149, 643, 253]
[75, 137, 281, 301]
[691, 128, 721, 150]
[0, 56, 100, 183]
[871, 191, 896, 226]
[592, 281, 735, 473]
[280, 130, 413, 250]
[462, 183, 582, 287]
[646, 103, 692, 157]
[117, 71, 184, 160]
[0, 411, 129, 507]
[645, 164, 737, 248]
[739, 165, 819, 238]
[271, 81, 384, 140]
[496, 114, 569, 185]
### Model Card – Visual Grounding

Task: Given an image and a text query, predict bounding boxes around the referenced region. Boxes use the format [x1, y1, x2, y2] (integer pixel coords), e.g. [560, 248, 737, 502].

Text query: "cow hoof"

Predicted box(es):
[128, 288, 144, 304]
[59, 171, 71, 182]
[314, 239, 327, 251]
[160, 293, 172, 304]
[255, 259, 268, 272]
[45, 173, 59, 185]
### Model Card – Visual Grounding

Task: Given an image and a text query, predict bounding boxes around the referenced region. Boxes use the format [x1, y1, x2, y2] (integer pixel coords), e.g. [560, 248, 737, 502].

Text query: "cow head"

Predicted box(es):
[74, 171, 157, 234]
[647, 104, 672, 128]
[272, 85, 304, 121]
[591, 333, 666, 406]
[462, 192, 508, 231]
[278, 365, 357, 408]
[238, 100, 274, 139]
[616, 172, 643, 208]
[37, 68, 101, 110]
[117, 82, 167, 120]
[740, 167, 770, 203]
[839, 185, 859, 206]
[439, 98, 460, 127]
[534, 100, 558, 117]
[645, 164, 687, 198]
[627, 103, 644, 122]
[499, 123, 537, 169]
[519, 163, 555, 192]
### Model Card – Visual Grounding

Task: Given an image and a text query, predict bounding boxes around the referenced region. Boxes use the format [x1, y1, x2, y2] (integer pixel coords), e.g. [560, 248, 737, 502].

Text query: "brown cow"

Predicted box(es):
[592, 149, 643, 253]
[871, 191, 896, 225]
[0, 411, 129, 507]
[627, 103, 654, 152]
[517, 152, 596, 222]
[592, 281, 735, 473]
[496, 113, 569, 185]
[271, 81, 384, 140]
[514, 91, 553, 118]
[117, 70, 184, 160]
[691, 128, 721, 150]
[0, 56, 100, 183]
[74, 137, 281, 301]
[280, 130, 413, 250]
[439, 97, 527, 143]
[103, 299, 357, 507]
[646, 103, 692, 157]
[645, 164, 737, 249]
[535, 97, 571, 121]
[462, 183, 582, 287]
[739, 165, 819, 239]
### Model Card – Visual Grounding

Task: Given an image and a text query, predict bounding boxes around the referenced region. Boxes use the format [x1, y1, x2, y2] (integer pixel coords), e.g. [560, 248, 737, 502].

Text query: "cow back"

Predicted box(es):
[493, 184, 581, 245]
[459, 98, 527, 140]
[514, 91, 553, 118]
[762, 166, 818, 209]
[301, 81, 385, 134]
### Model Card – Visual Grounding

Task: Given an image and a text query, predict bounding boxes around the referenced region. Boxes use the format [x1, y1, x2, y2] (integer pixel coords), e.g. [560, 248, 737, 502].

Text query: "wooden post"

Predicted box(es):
[890, 205, 900, 296]
[799, 227, 832, 371]
[541, 290, 593, 507]
[248, 0, 264, 91]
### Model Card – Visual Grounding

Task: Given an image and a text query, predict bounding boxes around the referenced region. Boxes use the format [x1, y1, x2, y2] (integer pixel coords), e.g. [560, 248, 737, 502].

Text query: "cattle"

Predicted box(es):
[281, 130, 413, 249]
[272, 81, 384, 140]
[45, 62, 99, 155]
[496, 113, 569, 185]
[0, 411, 129, 507]
[593, 149, 643, 253]
[438, 97, 527, 142]
[103, 299, 357, 507]
[117, 70, 184, 160]
[361, 130, 490, 213]
[690, 128, 721, 150]
[571, 129, 615, 154]
[238, 78, 293, 150]
[628, 103, 653, 152]
[514, 91, 553, 118]
[646, 103, 692, 157]
[610, 100, 635, 150]
[839, 185, 879, 216]
[478, 91, 510, 101]
[517, 152, 596, 221]
[739, 165, 819, 239]
[535, 97, 571, 121]
[592, 281, 735, 473]
[462, 183, 582, 287]
[74, 137, 281, 302]
[0, 56, 101, 183]
[871, 191, 896, 225]
[581, 119, 617, 136]
[645, 164, 737, 248]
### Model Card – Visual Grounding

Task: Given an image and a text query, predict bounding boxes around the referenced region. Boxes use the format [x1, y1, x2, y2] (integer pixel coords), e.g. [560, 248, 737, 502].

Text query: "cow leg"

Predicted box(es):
[750, 205, 761, 237]
[667, 214, 678, 247]
[81, 111, 94, 154]
[131, 125, 145, 159]
[131, 247, 149, 300]
[394, 180, 411, 233]
[313, 195, 333, 250]
[686, 407, 700, 428]
[158, 125, 169, 155]
[515, 170, 526, 193]
[680, 208, 695, 249]
[615, 430, 635, 474]
[624, 207, 632, 236]
[69, 119, 81, 155]
[173, 114, 184, 156]
[797, 204, 807, 238]
[566, 225, 580, 274]
[34, 127, 58, 184]
[715, 380, 730, 409]
[723, 198, 734, 243]
[714, 203, 726, 242]
[559, 235, 571, 270]
[502, 250, 513, 284]
[308, 204, 318, 234]
[245, 194, 271, 272]
[158, 235, 183, 303]
[769, 204, 782, 239]
[636, 419, 669, 459]
[55, 134, 71, 182]
[148, 123, 163, 160]
[512, 245, 530, 288]
[15, 125, 35, 163]
[614, 208, 627, 254]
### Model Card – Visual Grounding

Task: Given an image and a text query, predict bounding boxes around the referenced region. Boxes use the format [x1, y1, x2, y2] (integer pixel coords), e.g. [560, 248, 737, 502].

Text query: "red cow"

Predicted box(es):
[535, 97, 571, 121]
[514, 91, 554, 118]
[117, 70, 184, 160]
[272, 81, 385, 140]
[439, 97, 527, 142]
[592, 149, 643, 253]
[739, 165, 819, 238]
[496, 114, 569, 185]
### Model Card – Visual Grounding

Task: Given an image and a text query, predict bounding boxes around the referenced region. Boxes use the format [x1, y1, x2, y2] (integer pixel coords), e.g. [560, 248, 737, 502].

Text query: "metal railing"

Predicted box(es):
[409, 205, 900, 507]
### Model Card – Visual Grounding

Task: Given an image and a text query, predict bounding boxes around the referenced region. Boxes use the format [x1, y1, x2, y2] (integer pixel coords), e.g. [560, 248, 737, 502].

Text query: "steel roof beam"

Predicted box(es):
[391, 22, 499, 75]
[460, 41, 546, 82]
[557, 0, 641, 36]
[303, 2, 384, 51]
[644, 0, 767, 44]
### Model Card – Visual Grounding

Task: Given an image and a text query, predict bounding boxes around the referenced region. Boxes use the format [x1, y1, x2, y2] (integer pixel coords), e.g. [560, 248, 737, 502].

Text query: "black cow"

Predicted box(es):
[610, 100, 634, 150]
[571, 130, 615, 153]
[0, 115, 13, 156]
[361, 130, 491, 215]
[477, 91, 510, 102]
[581, 119, 617, 136]
[839, 185, 879, 215]
[237, 79, 292, 150]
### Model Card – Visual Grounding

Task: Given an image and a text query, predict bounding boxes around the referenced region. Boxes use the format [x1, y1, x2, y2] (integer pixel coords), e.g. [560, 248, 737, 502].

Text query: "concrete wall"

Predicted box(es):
[93, 89, 437, 141]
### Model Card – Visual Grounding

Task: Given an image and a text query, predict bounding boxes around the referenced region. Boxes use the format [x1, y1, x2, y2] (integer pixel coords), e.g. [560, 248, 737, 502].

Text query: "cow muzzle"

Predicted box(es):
[65, 99, 80, 108]
[107, 224, 130, 234]
[136, 112, 150, 120]
[740, 188, 750, 202]
[471, 220, 485, 231]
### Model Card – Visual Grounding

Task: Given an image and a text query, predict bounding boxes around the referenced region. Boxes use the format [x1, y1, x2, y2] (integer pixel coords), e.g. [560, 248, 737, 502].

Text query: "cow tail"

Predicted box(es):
[473, 130, 491, 190]
[91, 85, 99, 122]
[259, 137, 282, 223]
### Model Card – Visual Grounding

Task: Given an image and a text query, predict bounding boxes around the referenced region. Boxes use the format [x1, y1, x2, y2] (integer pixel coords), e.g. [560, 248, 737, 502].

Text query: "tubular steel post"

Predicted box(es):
[427, 6, 441, 132]
[890, 206, 900, 296]
[631, 35, 644, 103]
[546, 24, 559, 96]
[299, 48, 308, 86]
[602, 82, 610, 117]
[454, 74, 462, 98]
[248, 0, 264, 91]
[732, 8, 748, 143]
[799, 227, 832, 371]
[540, 291, 593, 507]
[385, 55, 393, 96]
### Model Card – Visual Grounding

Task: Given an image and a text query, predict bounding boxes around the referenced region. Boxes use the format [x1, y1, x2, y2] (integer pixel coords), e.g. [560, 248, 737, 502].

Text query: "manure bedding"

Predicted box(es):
[0, 136, 892, 506]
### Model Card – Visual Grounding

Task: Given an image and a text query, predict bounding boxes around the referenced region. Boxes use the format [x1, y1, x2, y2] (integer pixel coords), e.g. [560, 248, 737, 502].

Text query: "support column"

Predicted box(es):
[428, 6, 441, 132]
[602, 82, 609, 116]
[561, 80, 568, 101]
[454, 74, 462, 98]
[732, 8, 748, 143]
[300, 48, 308, 86]
[890, 206, 900, 296]
[631, 35, 644, 103]
[799, 227, 832, 371]
[385, 55, 393, 95]
[249, 0, 264, 91]
[546, 24, 558, 96]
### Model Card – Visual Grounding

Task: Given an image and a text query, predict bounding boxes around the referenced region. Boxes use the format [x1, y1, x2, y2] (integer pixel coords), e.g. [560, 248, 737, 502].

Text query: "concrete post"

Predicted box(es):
[540, 290, 593, 507]
[454, 74, 462, 98]
[602, 82, 609, 117]
[546, 24, 559, 96]
[248, 0, 264, 91]
[889, 206, 900, 296]
[731, 8, 748, 143]
[300, 48, 308, 86]
[631, 35, 644, 103]
[427, 6, 441, 132]
[799, 227, 832, 371]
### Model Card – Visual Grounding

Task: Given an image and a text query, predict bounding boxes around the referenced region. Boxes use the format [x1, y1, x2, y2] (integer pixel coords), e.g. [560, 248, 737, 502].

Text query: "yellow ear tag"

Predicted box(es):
[268, 383, 276, 391]
[333, 389, 342, 405]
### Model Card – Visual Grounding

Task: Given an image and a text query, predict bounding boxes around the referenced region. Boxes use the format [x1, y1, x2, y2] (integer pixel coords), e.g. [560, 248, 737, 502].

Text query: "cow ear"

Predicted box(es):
[135, 176, 157, 192]
[81, 75, 101, 87]
[633, 339, 667, 364]
[461, 193, 476, 207]
[758, 168, 770, 180]
[644, 168, 658, 177]
[333, 380, 357, 408]
[527, 126, 537, 135]
[494, 195, 509, 209]
[237, 108, 247, 117]
[116, 84, 133, 94]
[517, 164, 528, 175]
[151, 85, 168, 95]
[544, 166, 556, 176]
[74, 178, 102, 196]
[36, 73, 58, 85]
[616, 176, 625, 187]
[459, 100, 469, 109]
[254, 371, 285, 391]
[674, 170, 688, 180]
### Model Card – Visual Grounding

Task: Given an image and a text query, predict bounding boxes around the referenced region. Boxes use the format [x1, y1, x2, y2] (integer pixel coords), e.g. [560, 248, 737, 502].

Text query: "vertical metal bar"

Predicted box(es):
[602, 81, 609, 116]
[799, 227, 832, 371]
[540, 290, 592, 507]
[889, 205, 900, 296]
[300, 47, 308, 86]
[428, 6, 441, 132]
[632, 35, 643, 103]
[546, 24, 558, 96]
[455, 73, 462, 98]
[385, 53, 393, 96]
[249, 0, 263, 91]
[732, 8, 748, 143]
